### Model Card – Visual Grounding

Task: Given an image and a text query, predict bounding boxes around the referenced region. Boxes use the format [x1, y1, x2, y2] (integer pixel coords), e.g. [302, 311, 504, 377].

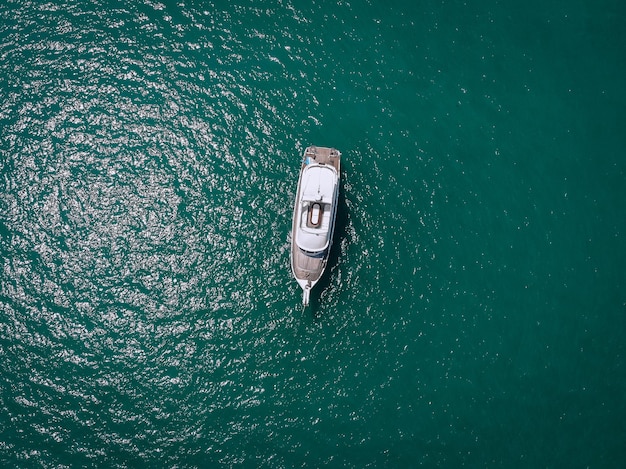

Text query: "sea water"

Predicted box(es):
[1, 0, 625, 466]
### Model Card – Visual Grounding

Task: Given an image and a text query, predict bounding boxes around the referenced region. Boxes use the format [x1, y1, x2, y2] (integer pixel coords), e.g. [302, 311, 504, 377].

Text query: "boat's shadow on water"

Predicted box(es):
[308, 176, 348, 318]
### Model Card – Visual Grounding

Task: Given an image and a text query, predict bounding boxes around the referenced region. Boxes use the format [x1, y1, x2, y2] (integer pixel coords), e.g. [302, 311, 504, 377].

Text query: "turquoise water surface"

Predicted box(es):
[1, 0, 625, 466]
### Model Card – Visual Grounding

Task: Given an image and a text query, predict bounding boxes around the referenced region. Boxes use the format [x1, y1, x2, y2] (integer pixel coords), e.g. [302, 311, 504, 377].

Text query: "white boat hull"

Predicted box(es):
[290, 146, 341, 306]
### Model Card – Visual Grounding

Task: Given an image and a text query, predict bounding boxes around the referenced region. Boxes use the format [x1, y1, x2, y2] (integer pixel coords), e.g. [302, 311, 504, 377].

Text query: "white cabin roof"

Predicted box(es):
[295, 164, 338, 252]
[301, 164, 337, 203]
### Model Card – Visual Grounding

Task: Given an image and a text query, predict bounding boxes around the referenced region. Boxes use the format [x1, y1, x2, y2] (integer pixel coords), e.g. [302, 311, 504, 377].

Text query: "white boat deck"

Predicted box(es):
[290, 146, 341, 291]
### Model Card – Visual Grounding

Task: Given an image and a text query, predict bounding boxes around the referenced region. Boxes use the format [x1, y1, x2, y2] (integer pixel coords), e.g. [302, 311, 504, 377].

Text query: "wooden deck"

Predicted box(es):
[290, 146, 341, 285]
[302, 145, 340, 172]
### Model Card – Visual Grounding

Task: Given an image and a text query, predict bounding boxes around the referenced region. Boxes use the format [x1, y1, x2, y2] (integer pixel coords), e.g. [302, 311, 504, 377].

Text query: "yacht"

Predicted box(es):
[290, 146, 341, 306]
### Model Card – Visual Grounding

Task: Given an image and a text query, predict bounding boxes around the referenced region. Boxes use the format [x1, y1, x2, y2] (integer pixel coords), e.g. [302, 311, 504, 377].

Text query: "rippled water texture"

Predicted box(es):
[1, 0, 625, 467]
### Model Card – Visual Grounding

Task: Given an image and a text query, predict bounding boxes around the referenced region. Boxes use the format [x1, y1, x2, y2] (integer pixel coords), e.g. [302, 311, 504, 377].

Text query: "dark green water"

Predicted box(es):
[1, 0, 625, 467]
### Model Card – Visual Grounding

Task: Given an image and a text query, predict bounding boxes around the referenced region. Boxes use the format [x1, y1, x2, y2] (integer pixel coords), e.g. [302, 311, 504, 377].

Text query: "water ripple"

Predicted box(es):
[4, 0, 620, 466]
